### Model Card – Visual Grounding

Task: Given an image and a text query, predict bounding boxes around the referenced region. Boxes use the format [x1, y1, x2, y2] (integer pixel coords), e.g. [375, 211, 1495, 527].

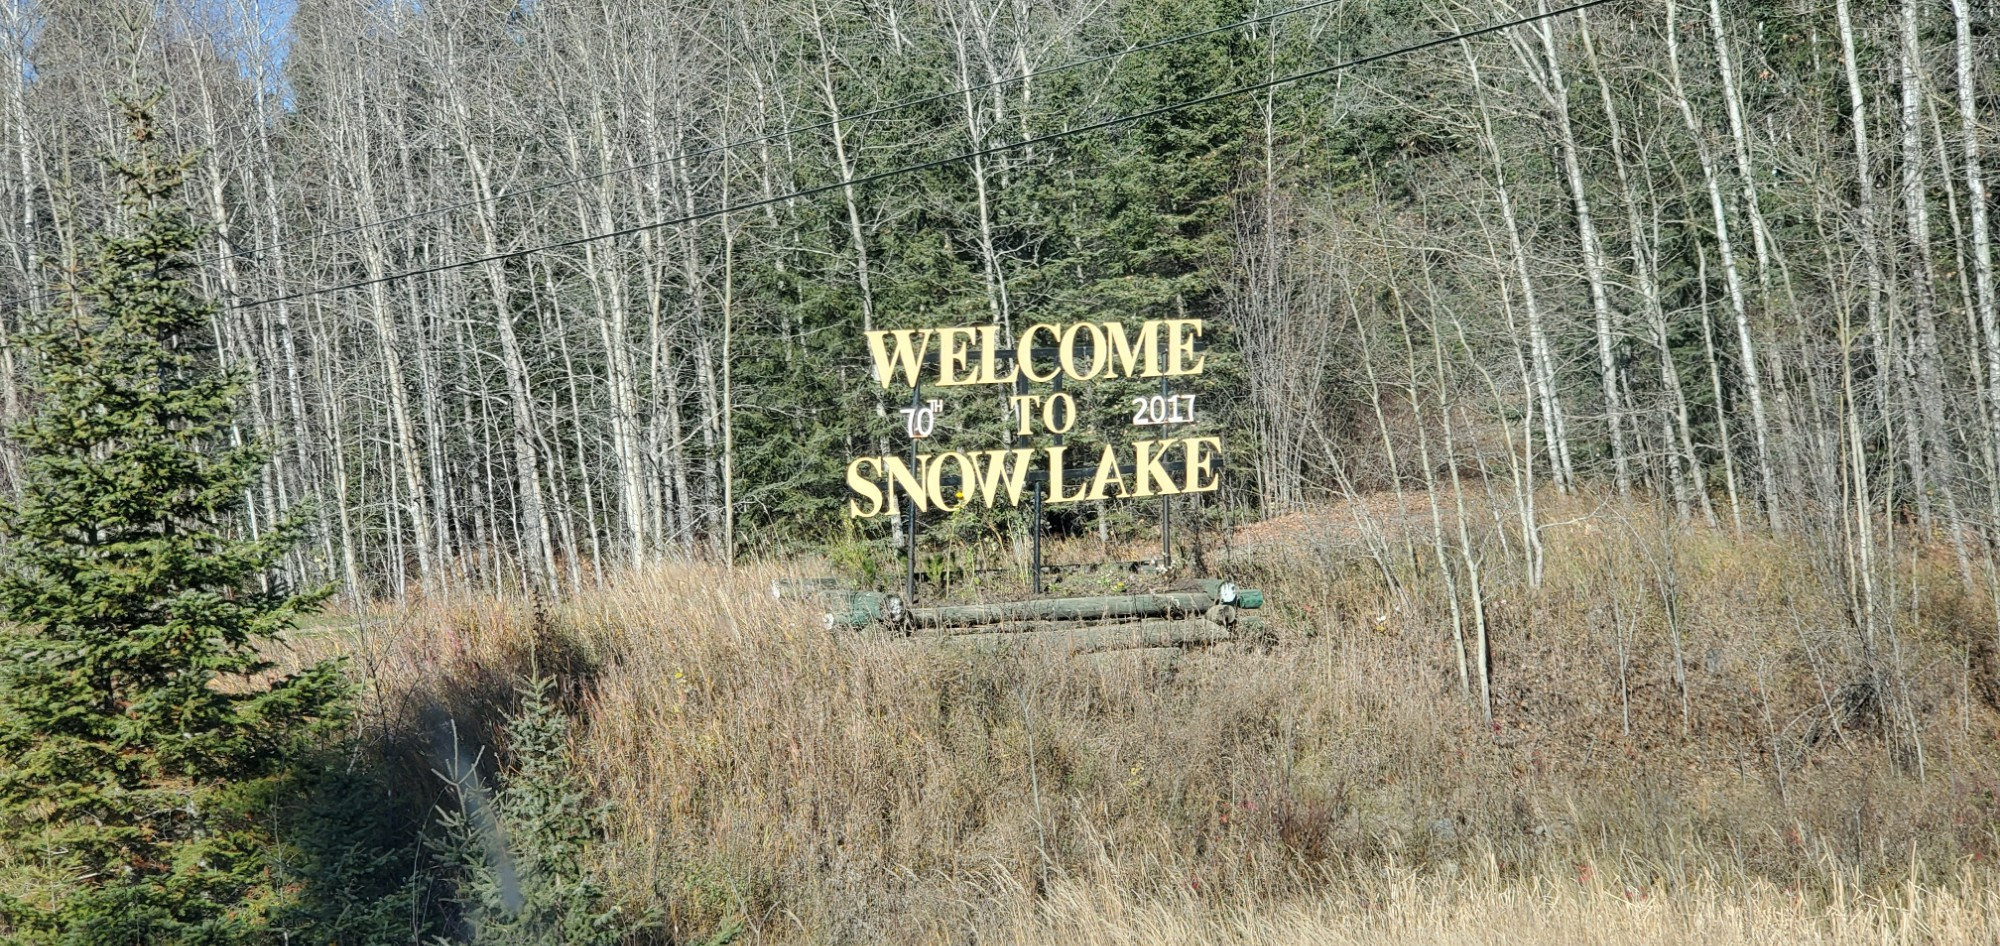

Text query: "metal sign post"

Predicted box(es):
[1160, 369, 1172, 569]
[1029, 371, 1065, 596]
[905, 378, 921, 605]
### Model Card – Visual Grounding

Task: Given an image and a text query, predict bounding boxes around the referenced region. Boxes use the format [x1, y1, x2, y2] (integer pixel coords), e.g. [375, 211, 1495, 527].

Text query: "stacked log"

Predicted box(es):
[940, 618, 1233, 654]
[821, 590, 891, 629]
[903, 591, 1218, 628]
[821, 580, 1267, 656]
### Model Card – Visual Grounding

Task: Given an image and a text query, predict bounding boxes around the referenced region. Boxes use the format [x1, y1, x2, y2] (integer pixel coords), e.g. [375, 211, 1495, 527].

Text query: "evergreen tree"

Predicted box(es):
[0, 102, 349, 943]
[430, 676, 624, 946]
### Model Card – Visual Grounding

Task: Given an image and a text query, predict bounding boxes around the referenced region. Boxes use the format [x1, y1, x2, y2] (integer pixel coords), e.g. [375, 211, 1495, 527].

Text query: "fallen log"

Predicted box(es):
[905, 592, 1218, 628]
[936, 618, 1231, 654]
[822, 591, 889, 629]
[915, 613, 1219, 638]
[920, 618, 1094, 637]
[838, 581, 1265, 632]
[1194, 579, 1264, 609]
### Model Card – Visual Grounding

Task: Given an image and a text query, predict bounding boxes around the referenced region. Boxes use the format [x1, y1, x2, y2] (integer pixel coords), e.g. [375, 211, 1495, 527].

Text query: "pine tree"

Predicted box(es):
[0, 102, 349, 943]
[430, 676, 623, 946]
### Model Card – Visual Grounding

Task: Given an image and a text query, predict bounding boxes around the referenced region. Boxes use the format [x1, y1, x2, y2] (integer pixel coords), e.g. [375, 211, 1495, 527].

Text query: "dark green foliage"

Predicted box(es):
[265, 753, 438, 943]
[0, 102, 349, 943]
[735, 0, 1263, 553]
[1041, 0, 1254, 519]
[429, 676, 626, 946]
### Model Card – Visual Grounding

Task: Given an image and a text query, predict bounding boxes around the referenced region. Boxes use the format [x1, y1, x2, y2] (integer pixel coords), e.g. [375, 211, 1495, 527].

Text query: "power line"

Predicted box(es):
[232, 0, 1618, 312]
[196, 0, 1349, 271]
[0, 0, 1350, 315]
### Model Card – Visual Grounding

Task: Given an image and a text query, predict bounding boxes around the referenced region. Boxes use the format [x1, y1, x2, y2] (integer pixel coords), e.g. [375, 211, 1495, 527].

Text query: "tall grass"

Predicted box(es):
[280, 498, 2000, 943]
[998, 859, 1999, 945]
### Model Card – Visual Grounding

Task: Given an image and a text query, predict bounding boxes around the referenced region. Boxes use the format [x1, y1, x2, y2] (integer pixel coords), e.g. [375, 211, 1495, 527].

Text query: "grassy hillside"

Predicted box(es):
[282, 494, 2000, 943]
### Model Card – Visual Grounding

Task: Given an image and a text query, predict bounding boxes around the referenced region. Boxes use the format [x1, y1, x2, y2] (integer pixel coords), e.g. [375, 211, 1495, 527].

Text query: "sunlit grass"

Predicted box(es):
[276, 494, 2000, 943]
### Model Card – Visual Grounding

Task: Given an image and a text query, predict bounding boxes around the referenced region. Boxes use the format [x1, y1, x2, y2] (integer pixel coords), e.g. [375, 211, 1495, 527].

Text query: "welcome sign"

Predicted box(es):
[845, 318, 1221, 518]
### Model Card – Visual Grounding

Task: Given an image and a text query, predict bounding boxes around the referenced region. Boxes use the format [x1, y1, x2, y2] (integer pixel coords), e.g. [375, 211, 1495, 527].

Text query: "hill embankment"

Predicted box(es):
[284, 494, 2000, 943]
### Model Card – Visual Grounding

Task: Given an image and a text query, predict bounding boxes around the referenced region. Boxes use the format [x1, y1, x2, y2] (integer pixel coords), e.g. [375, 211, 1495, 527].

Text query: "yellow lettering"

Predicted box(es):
[882, 454, 930, 513]
[936, 327, 978, 386]
[1166, 319, 1206, 376]
[1185, 436, 1222, 493]
[976, 325, 1011, 385]
[1041, 392, 1075, 434]
[1047, 446, 1088, 504]
[1086, 443, 1124, 500]
[1105, 320, 1162, 379]
[968, 449, 1034, 507]
[865, 329, 933, 389]
[1060, 322, 1108, 381]
[846, 457, 885, 518]
[1019, 323, 1060, 383]
[1131, 439, 1177, 497]
[1008, 394, 1040, 436]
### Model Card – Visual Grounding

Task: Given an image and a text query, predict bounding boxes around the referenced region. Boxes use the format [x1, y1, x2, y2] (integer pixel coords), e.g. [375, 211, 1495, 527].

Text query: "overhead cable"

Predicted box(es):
[231, 0, 1620, 311]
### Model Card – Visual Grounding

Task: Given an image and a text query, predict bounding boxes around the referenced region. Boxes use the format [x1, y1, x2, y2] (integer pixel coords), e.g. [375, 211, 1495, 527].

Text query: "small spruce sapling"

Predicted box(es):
[430, 676, 624, 946]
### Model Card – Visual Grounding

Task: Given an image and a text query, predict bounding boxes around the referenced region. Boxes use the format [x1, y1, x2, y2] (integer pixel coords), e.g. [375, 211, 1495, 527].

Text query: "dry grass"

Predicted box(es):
[278, 495, 2000, 943]
[993, 861, 2000, 945]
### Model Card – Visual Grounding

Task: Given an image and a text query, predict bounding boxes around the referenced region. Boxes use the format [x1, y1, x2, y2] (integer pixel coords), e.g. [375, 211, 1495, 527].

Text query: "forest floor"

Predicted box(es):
[281, 492, 2000, 944]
